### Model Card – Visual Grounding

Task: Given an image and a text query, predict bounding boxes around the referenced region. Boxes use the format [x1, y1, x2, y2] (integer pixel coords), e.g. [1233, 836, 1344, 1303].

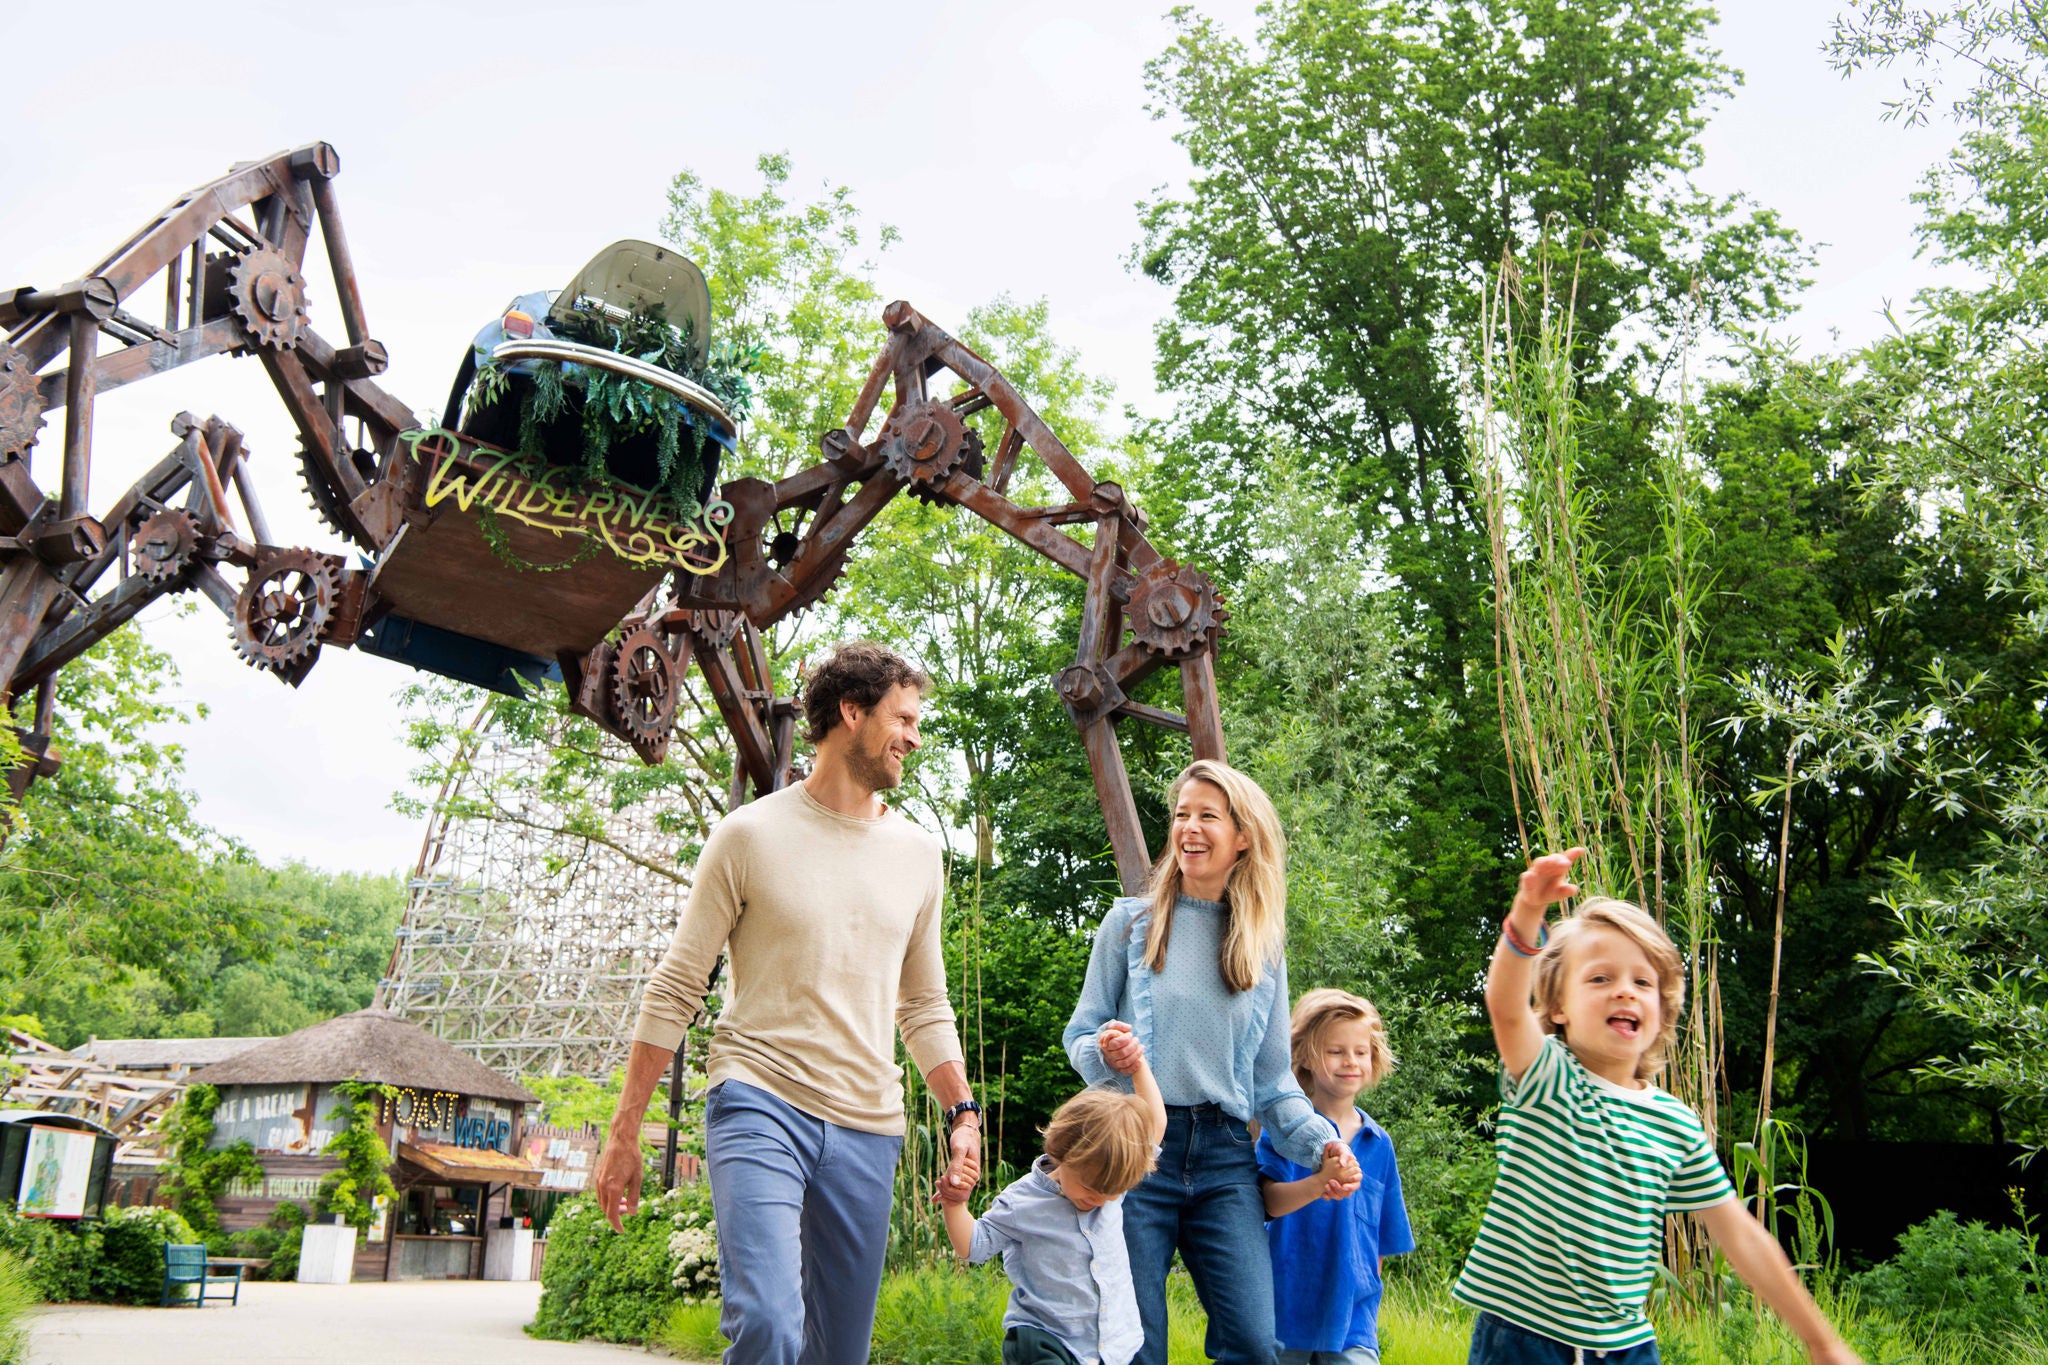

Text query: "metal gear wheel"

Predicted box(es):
[298, 441, 373, 548]
[132, 508, 201, 583]
[610, 626, 679, 745]
[1127, 558, 1227, 660]
[879, 400, 974, 493]
[905, 424, 983, 506]
[0, 341, 47, 461]
[228, 247, 311, 351]
[232, 549, 339, 671]
[680, 608, 742, 650]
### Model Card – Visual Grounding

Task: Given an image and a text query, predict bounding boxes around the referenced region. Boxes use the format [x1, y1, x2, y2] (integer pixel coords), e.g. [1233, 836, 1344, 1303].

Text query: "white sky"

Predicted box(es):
[1, 1, 1963, 876]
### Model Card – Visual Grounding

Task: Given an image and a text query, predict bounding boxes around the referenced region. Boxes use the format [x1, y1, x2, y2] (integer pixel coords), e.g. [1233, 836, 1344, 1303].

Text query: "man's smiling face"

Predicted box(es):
[844, 683, 923, 794]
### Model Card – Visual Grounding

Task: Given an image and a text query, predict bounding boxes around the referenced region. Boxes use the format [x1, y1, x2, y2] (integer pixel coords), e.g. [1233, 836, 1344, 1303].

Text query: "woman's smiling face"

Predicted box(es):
[1549, 924, 1664, 1086]
[1171, 779, 1249, 898]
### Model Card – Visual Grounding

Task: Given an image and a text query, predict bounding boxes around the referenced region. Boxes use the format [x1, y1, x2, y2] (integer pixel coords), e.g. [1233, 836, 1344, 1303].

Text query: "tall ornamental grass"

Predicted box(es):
[1475, 249, 1724, 1276]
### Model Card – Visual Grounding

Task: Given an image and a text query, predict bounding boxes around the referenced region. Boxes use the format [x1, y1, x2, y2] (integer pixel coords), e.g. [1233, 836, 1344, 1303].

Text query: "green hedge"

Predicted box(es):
[529, 1183, 718, 1343]
[0, 1203, 200, 1304]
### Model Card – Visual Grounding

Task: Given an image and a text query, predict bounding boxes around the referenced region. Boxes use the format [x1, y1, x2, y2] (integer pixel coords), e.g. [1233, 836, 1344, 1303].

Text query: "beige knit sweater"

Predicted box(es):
[632, 782, 962, 1135]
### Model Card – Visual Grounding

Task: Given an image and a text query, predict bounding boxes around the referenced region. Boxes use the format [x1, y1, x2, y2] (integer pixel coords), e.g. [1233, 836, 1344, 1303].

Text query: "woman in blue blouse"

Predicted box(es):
[1064, 759, 1362, 1365]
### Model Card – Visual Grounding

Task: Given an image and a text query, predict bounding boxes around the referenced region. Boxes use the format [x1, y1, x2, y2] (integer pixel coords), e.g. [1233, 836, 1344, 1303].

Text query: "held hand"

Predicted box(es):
[1515, 847, 1587, 914]
[1097, 1020, 1144, 1076]
[592, 1134, 645, 1234]
[934, 1118, 981, 1205]
[1319, 1141, 1362, 1201]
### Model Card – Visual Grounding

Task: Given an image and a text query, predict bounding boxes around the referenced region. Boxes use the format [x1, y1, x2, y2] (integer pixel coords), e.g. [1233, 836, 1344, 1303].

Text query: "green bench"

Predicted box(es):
[160, 1243, 242, 1307]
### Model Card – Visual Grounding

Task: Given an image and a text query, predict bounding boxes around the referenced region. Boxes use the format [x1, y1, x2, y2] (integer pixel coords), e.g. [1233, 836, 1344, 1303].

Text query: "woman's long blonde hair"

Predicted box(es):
[1143, 760, 1288, 993]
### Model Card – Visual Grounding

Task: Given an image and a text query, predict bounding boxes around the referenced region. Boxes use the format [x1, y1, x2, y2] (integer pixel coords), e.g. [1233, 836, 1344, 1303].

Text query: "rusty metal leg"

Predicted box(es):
[1181, 650, 1226, 762]
[1081, 716, 1152, 895]
[0, 559, 67, 692]
[60, 314, 96, 518]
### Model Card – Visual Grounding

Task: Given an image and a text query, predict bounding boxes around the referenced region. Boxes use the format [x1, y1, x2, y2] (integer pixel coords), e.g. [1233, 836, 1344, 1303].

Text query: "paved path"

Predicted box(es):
[27, 1280, 692, 1364]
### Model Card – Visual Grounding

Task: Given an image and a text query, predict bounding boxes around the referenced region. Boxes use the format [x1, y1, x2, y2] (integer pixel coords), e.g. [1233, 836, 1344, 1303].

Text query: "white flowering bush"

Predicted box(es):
[667, 1223, 718, 1299]
[531, 1181, 720, 1342]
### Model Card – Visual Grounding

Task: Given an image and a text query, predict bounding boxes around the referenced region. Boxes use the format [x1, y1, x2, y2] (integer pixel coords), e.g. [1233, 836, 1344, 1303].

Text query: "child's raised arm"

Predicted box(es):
[1693, 1200, 1862, 1364]
[940, 1197, 976, 1260]
[1487, 848, 1584, 1081]
[1109, 1021, 1168, 1147]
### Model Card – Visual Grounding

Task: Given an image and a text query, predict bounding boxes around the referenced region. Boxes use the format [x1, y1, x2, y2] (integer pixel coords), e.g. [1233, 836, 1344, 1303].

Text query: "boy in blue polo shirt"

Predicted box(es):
[1256, 989, 1414, 1365]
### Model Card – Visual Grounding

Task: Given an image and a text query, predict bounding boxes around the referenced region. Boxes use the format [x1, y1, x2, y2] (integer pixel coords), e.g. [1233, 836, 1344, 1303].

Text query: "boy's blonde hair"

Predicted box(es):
[1042, 1088, 1158, 1197]
[1532, 896, 1686, 1080]
[1144, 760, 1289, 993]
[1290, 988, 1396, 1094]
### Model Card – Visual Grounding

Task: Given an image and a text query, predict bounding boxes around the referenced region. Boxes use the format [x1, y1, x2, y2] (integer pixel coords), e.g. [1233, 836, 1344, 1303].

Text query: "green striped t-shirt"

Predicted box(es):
[1453, 1036, 1735, 1350]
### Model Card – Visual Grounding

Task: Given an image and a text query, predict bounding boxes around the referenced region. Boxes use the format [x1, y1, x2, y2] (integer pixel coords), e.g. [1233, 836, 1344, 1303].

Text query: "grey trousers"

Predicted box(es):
[705, 1078, 904, 1365]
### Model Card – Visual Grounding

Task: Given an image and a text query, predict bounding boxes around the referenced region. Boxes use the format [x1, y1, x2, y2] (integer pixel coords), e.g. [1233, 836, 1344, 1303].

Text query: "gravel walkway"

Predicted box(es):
[26, 1280, 687, 1364]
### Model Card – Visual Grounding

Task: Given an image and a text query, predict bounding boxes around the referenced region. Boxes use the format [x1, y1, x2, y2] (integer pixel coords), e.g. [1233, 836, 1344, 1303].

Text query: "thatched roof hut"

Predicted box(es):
[186, 1008, 537, 1105]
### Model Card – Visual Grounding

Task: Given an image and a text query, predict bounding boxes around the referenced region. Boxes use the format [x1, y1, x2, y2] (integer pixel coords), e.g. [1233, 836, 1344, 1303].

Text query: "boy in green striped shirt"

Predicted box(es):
[1454, 849, 1860, 1364]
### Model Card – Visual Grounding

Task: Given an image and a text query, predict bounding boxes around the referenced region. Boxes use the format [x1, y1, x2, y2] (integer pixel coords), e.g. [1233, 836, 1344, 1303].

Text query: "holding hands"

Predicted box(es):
[1317, 1140, 1362, 1201]
[1097, 1019, 1144, 1075]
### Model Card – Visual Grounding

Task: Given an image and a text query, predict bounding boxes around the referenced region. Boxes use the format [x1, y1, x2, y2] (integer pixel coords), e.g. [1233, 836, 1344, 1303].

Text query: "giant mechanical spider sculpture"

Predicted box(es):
[0, 143, 1229, 893]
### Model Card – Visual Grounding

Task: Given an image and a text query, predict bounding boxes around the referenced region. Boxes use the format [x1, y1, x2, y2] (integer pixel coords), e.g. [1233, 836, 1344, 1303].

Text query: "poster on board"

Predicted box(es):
[19, 1127, 95, 1219]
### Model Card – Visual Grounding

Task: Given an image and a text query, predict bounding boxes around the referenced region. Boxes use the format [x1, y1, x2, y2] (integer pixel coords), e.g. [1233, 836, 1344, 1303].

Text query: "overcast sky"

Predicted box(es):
[2, 1, 1962, 876]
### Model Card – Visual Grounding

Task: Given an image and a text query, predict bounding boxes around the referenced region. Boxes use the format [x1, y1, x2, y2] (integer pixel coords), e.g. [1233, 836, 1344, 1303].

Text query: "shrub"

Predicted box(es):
[529, 1182, 718, 1343]
[224, 1202, 306, 1280]
[0, 1204, 96, 1303]
[93, 1206, 200, 1304]
[0, 1203, 201, 1306]
[0, 1250, 32, 1365]
[1853, 1210, 2045, 1343]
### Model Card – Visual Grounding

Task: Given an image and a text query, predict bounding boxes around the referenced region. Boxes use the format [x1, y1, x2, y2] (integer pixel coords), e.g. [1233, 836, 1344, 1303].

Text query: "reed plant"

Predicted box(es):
[1474, 247, 1724, 1276]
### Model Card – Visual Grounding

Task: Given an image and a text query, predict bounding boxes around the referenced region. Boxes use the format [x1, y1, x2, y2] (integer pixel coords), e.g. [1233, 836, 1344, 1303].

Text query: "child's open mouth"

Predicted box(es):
[1607, 1014, 1640, 1038]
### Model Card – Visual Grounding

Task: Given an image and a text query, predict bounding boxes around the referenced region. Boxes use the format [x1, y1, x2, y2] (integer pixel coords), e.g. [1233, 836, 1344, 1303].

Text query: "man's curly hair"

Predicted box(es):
[802, 641, 931, 744]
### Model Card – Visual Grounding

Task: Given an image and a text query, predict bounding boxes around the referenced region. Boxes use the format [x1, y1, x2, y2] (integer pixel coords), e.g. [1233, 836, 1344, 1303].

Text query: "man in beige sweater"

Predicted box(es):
[593, 641, 980, 1365]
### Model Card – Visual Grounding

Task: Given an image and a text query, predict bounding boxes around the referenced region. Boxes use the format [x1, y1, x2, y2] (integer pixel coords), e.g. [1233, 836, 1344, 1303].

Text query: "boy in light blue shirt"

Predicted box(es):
[944, 1021, 1168, 1365]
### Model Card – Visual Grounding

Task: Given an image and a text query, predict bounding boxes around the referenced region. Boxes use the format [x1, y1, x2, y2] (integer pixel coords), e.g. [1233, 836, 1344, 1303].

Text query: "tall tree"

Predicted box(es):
[1137, 0, 1808, 1058]
[1, 622, 285, 1046]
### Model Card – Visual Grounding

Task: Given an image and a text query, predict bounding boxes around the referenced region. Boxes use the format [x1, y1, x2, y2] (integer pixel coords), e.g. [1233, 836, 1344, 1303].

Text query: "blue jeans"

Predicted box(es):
[1123, 1103, 1275, 1365]
[1468, 1313, 1661, 1364]
[704, 1079, 904, 1365]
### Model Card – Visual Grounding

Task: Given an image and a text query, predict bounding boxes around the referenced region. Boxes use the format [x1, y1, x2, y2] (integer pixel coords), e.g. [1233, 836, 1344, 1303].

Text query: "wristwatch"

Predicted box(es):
[943, 1099, 982, 1132]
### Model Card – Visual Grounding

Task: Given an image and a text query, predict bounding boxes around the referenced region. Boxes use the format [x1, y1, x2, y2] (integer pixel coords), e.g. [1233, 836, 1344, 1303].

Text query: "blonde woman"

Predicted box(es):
[1065, 760, 1362, 1365]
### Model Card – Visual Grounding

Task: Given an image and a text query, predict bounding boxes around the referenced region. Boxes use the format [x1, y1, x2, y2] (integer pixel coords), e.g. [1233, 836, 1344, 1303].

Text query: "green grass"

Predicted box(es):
[659, 1300, 726, 1361]
[655, 1261, 2048, 1365]
[657, 1263, 1212, 1364]
[1379, 1276, 1473, 1365]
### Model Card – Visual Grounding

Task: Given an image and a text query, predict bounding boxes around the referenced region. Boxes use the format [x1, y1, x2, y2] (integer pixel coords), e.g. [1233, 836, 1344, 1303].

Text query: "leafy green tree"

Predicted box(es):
[1739, 0, 2048, 1144]
[662, 152, 895, 483]
[1134, 1, 1810, 1096]
[1, 624, 285, 1047]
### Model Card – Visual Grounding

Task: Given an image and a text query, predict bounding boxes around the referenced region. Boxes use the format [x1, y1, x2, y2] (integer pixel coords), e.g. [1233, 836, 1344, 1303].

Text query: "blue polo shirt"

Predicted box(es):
[1256, 1109, 1415, 1354]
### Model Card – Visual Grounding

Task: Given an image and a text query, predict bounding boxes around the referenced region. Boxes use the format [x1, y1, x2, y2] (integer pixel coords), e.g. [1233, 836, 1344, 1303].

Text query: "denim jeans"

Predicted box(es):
[1468, 1313, 1661, 1365]
[1279, 1350, 1379, 1365]
[704, 1079, 904, 1365]
[1122, 1103, 1275, 1365]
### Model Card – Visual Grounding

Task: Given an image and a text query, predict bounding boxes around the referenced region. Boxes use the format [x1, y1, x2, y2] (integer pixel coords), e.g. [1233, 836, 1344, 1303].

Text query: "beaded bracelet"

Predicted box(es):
[1501, 916, 1549, 958]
